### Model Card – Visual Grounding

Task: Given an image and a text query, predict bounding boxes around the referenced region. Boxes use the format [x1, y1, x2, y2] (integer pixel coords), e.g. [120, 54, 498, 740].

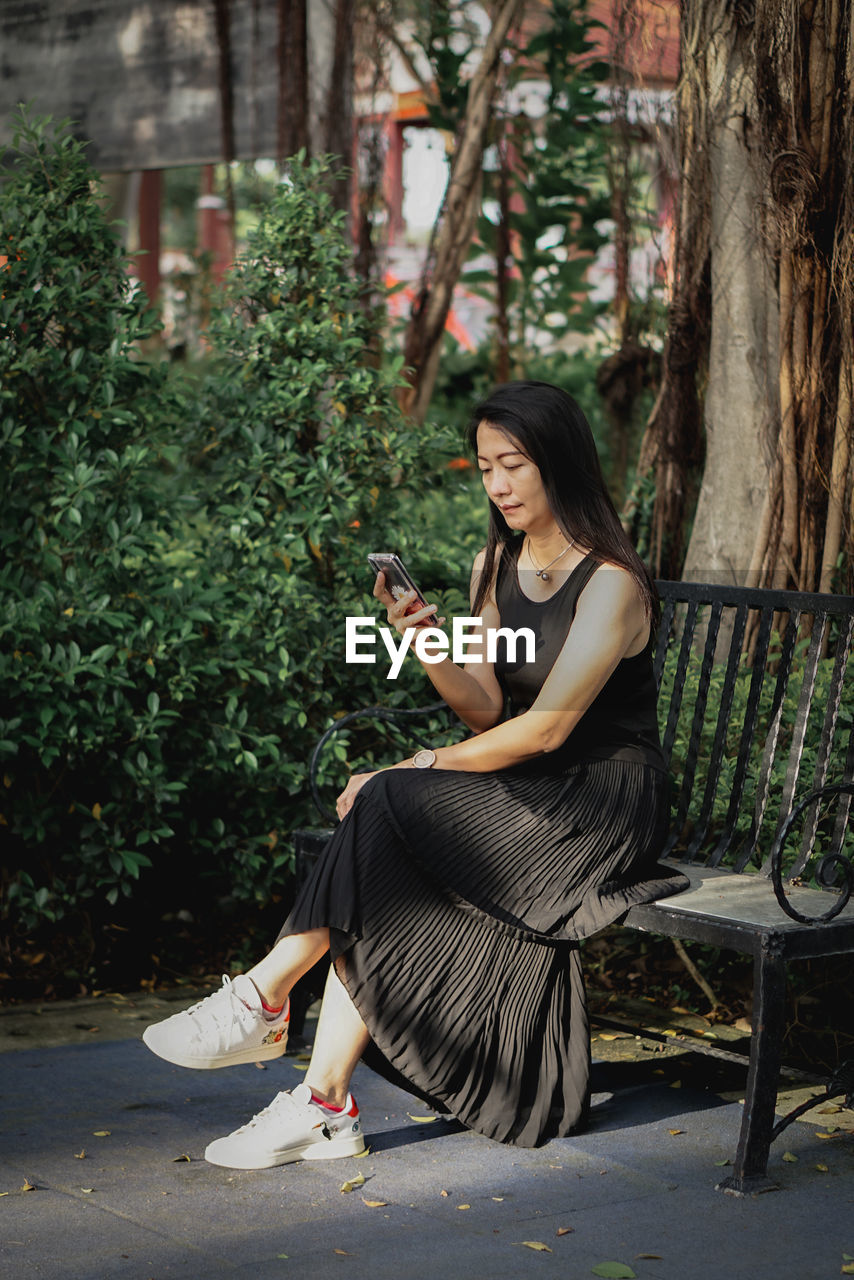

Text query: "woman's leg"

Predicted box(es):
[246, 927, 330, 1007]
[305, 962, 371, 1108]
[251, 934, 371, 1106]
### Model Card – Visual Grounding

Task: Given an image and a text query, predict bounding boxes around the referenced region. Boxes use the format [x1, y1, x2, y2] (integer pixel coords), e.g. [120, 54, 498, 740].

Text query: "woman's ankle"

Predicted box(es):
[304, 1080, 350, 1110]
[245, 969, 289, 1011]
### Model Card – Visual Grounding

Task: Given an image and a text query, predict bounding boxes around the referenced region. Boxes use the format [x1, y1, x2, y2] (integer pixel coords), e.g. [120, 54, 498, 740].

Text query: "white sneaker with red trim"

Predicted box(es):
[204, 1081, 365, 1169]
[142, 974, 289, 1069]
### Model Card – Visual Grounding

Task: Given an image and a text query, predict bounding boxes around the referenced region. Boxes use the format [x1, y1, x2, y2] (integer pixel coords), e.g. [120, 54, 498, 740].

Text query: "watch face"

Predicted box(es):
[413, 749, 436, 769]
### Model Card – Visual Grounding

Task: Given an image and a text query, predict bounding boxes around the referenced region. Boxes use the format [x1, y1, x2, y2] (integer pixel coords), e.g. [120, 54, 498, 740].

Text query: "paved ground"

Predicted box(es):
[1, 991, 853, 1280]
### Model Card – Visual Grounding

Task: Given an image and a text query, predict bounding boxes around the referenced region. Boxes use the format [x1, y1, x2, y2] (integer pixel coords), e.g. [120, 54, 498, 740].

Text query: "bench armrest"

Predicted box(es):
[308, 701, 448, 823]
[769, 782, 854, 923]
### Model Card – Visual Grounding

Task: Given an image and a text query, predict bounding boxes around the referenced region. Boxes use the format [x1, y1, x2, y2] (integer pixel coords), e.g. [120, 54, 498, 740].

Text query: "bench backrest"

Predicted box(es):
[654, 581, 854, 884]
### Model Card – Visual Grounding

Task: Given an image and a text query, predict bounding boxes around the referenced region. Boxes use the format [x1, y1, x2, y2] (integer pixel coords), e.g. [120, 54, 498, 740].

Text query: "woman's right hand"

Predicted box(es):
[372, 570, 443, 636]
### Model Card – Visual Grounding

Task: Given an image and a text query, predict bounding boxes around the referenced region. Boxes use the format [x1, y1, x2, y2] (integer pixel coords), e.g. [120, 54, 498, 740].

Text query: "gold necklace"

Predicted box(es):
[526, 534, 575, 582]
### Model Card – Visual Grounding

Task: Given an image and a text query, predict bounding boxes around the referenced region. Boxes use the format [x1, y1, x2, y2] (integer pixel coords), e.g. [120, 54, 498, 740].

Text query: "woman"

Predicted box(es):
[143, 380, 688, 1169]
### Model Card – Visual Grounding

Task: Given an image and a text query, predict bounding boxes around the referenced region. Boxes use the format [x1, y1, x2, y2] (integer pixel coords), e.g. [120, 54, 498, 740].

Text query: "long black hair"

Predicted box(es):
[466, 380, 659, 621]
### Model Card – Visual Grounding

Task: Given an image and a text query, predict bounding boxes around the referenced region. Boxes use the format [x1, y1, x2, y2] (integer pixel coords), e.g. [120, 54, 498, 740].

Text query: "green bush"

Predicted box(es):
[0, 115, 452, 960]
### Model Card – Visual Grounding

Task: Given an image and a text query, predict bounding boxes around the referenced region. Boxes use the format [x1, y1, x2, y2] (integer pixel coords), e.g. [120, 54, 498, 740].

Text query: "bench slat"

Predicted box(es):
[726, 604, 775, 872]
[675, 600, 723, 863]
[765, 613, 828, 868]
[786, 614, 854, 878]
[687, 601, 748, 863]
[742, 607, 802, 868]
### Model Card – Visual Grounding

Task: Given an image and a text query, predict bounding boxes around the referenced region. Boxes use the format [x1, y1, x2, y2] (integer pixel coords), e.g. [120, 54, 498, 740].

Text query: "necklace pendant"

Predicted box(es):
[538, 569, 550, 582]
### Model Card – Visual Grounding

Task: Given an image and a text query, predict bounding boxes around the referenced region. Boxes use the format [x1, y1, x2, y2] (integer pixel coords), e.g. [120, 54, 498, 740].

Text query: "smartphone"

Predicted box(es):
[367, 552, 439, 626]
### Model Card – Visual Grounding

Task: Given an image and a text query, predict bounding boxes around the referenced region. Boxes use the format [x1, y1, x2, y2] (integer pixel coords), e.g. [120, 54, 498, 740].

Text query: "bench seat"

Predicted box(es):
[627, 861, 854, 953]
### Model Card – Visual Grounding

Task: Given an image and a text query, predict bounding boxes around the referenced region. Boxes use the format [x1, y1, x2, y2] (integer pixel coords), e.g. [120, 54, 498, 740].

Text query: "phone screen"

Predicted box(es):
[368, 553, 439, 625]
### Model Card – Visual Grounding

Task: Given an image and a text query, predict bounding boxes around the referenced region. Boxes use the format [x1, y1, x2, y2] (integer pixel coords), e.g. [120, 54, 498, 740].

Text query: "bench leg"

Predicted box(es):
[717, 942, 786, 1195]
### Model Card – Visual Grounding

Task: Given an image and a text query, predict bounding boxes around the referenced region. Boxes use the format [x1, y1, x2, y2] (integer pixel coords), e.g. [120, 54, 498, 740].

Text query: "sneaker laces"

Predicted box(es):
[185, 976, 253, 1041]
[231, 1090, 326, 1137]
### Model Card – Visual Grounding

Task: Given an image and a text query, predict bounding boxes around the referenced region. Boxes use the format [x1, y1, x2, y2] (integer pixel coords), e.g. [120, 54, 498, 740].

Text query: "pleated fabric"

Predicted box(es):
[279, 757, 688, 1147]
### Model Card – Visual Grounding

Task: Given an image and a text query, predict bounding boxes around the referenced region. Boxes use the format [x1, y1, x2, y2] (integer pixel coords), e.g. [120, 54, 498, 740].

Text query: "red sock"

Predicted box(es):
[260, 995, 286, 1017]
[311, 1092, 344, 1112]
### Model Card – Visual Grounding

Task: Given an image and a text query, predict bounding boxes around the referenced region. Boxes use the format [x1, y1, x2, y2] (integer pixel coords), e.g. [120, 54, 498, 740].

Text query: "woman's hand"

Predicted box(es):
[336, 771, 378, 821]
[372, 570, 443, 635]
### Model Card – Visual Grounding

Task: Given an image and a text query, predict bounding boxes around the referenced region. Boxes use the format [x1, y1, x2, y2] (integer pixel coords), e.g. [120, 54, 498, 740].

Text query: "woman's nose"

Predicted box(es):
[488, 470, 510, 496]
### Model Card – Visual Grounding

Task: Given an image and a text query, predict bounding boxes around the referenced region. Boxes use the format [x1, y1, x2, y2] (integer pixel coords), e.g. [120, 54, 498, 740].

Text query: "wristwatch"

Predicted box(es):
[412, 748, 437, 769]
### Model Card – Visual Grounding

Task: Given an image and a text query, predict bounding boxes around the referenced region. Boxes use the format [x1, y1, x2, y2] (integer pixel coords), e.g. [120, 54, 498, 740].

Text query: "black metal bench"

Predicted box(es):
[292, 579, 854, 1195]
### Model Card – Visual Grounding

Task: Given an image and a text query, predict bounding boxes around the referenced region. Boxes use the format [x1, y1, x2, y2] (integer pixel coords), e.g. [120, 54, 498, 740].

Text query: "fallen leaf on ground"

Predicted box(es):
[0, 1192, 9, 1197]
[333, 1249, 351, 1256]
[440, 1189, 449, 1197]
[254, 1062, 267, 1070]
[81, 1188, 94, 1194]
[492, 1196, 504, 1202]
[92, 1130, 111, 1137]
[669, 1080, 682, 1089]
[598, 1033, 619, 1041]
[519, 1241, 552, 1252]
[668, 1129, 685, 1136]
[819, 1105, 843, 1114]
[815, 1163, 829, 1172]
[339, 1174, 366, 1193]
[457, 1204, 470, 1210]
[556, 1227, 574, 1236]
[21, 1180, 36, 1192]
[361, 1198, 388, 1208]
[292, 1063, 309, 1071]
[841, 1265, 854, 1276]
[353, 1146, 371, 1158]
[591, 1264, 636, 1279]
[172, 1154, 191, 1163]
[782, 1151, 798, 1163]
[816, 1131, 837, 1139]
[714, 1159, 731, 1167]
[74, 1150, 86, 1160]
[407, 1113, 437, 1123]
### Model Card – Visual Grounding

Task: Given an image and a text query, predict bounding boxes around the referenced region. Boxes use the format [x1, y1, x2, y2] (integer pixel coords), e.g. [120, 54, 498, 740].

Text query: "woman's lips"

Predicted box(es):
[500, 503, 521, 513]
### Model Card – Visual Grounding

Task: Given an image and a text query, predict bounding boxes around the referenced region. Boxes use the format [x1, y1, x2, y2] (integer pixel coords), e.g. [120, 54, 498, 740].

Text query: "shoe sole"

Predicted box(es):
[204, 1132, 366, 1170]
[142, 1027, 288, 1069]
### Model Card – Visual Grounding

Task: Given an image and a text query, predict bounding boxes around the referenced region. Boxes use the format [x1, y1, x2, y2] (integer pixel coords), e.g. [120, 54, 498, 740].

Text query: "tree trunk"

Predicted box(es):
[681, 12, 778, 586]
[623, 0, 712, 578]
[322, 0, 356, 214]
[628, 0, 854, 595]
[400, 0, 524, 423]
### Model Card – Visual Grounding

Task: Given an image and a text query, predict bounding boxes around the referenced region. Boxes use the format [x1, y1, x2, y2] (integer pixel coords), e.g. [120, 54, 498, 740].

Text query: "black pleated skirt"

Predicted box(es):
[278, 758, 689, 1147]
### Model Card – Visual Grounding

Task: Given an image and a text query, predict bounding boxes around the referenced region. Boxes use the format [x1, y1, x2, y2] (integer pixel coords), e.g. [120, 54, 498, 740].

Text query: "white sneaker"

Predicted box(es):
[142, 975, 289, 1069]
[204, 1081, 366, 1169]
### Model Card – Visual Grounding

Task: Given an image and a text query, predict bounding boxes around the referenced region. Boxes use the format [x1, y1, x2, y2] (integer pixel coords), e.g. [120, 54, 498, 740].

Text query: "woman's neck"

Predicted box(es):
[525, 526, 569, 560]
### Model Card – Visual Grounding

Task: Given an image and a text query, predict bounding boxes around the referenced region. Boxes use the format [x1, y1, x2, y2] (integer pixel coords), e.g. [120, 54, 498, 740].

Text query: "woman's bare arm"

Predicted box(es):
[372, 548, 505, 733]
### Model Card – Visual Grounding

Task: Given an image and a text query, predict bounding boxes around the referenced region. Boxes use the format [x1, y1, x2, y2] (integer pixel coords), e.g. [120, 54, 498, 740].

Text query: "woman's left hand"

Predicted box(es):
[336, 771, 377, 821]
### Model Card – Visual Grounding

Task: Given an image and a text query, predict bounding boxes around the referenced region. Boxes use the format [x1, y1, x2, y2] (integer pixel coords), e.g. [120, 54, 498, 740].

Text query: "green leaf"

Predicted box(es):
[591, 1266, 636, 1279]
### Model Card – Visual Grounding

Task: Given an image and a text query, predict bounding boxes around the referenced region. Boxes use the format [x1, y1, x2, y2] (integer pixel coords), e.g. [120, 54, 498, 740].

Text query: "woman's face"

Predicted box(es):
[476, 421, 554, 534]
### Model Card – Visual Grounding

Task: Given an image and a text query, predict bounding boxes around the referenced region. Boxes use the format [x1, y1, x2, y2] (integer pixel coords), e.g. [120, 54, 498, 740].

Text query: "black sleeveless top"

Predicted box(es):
[493, 540, 666, 772]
